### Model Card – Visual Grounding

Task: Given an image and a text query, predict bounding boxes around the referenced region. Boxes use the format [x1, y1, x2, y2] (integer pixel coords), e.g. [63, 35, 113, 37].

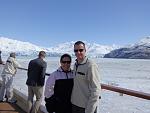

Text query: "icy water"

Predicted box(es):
[0, 57, 150, 113]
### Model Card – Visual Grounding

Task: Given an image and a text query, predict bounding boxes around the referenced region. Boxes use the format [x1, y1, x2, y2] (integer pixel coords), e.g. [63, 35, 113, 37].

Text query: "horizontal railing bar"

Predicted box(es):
[1, 64, 150, 100]
[0, 64, 50, 75]
[18, 67, 50, 76]
[101, 84, 150, 100]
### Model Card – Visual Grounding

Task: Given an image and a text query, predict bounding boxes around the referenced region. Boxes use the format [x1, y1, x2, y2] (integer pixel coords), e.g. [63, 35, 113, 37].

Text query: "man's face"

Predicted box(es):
[74, 44, 86, 61]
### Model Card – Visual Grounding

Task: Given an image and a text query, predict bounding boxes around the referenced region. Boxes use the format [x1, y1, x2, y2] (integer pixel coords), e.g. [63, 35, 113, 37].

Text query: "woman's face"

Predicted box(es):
[60, 57, 71, 71]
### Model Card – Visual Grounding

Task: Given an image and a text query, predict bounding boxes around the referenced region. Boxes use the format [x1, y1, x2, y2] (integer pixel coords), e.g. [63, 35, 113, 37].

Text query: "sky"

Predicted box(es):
[0, 0, 150, 47]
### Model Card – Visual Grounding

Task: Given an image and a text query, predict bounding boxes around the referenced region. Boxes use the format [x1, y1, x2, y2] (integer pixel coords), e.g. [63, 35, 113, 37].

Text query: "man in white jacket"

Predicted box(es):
[0, 52, 21, 103]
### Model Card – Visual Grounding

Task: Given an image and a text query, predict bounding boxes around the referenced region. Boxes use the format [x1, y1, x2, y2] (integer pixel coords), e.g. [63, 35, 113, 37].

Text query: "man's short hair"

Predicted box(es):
[38, 51, 46, 57]
[74, 41, 85, 48]
[10, 52, 16, 58]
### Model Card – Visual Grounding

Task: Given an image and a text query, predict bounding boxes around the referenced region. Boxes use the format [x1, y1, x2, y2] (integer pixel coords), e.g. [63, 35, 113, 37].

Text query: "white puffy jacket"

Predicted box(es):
[1, 57, 20, 76]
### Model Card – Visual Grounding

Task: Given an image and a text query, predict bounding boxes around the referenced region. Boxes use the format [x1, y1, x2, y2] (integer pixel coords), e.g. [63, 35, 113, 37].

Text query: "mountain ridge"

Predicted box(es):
[104, 36, 150, 59]
[0, 37, 119, 57]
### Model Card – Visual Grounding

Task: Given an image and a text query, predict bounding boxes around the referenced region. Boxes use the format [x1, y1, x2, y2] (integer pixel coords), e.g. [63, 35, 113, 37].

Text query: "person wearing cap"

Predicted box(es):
[26, 51, 47, 113]
[0, 52, 21, 103]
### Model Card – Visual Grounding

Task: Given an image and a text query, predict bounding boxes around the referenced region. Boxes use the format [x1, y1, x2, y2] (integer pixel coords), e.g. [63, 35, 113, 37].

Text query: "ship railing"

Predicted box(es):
[16, 67, 150, 100]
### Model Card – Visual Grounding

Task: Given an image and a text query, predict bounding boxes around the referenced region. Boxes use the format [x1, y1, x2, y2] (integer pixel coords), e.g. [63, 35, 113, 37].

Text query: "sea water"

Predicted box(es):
[0, 56, 150, 113]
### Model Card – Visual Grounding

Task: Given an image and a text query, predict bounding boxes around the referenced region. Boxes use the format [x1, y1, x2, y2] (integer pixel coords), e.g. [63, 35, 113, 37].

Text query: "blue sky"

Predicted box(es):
[0, 0, 150, 47]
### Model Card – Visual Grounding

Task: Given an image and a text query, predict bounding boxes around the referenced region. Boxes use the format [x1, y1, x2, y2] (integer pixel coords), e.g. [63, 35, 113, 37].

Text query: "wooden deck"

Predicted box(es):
[0, 102, 26, 113]
[0, 80, 26, 113]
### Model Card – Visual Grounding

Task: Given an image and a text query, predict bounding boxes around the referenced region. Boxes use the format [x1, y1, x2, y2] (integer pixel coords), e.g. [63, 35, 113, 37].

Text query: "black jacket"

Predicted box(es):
[26, 58, 47, 86]
[0, 52, 2, 64]
[45, 79, 73, 113]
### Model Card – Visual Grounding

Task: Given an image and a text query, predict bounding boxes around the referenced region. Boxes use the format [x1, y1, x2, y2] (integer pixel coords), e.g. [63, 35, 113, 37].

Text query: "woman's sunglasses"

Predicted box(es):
[61, 61, 71, 64]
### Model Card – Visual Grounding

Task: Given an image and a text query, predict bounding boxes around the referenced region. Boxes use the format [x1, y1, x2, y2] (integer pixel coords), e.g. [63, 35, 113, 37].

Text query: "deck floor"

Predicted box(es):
[0, 102, 26, 113]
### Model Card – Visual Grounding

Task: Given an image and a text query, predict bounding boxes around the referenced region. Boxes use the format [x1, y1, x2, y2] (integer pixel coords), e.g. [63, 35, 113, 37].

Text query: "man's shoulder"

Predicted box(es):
[87, 58, 97, 66]
[30, 58, 42, 63]
[29, 58, 46, 66]
[42, 60, 47, 64]
[8, 57, 14, 61]
[36, 58, 47, 66]
[7, 57, 16, 64]
[28, 59, 35, 64]
[30, 58, 36, 62]
[87, 58, 93, 63]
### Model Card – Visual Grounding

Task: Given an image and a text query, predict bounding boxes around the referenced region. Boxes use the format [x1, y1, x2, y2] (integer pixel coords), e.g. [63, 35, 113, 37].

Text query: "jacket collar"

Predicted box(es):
[75, 56, 88, 65]
[57, 67, 71, 72]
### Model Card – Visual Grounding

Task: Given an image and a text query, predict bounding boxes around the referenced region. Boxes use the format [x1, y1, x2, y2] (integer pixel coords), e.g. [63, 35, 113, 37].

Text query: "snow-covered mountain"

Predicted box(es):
[0, 37, 119, 57]
[0, 37, 49, 56]
[47, 41, 119, 57]
[104, 37, 150, 59]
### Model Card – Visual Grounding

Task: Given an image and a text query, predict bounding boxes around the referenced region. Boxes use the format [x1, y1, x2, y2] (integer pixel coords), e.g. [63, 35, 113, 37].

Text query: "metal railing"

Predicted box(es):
[1, 64, 150, 100]
[101, 84, 150, 100]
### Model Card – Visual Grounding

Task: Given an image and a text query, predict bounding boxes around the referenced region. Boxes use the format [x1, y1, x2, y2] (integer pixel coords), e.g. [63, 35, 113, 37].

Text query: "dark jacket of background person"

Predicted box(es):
[26, 51, 47, 113]
[26, 58, 47, 86]
[0, 51, 3, 64]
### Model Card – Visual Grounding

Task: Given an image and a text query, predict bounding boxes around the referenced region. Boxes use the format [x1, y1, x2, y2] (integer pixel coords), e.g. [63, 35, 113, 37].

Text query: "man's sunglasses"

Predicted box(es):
[61, 61, 71, 64]
[74, 49, 84, 53]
